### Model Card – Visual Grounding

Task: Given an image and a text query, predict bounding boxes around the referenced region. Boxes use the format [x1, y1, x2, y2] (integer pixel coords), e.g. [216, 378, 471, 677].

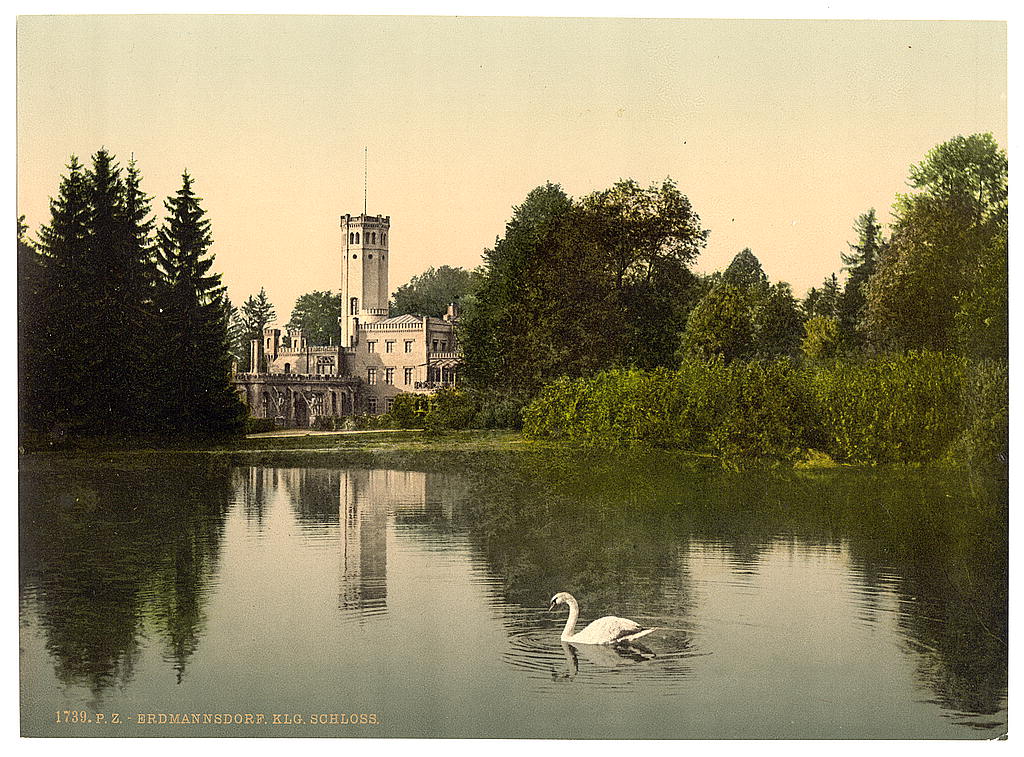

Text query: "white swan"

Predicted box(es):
[548, 591, 657, 645]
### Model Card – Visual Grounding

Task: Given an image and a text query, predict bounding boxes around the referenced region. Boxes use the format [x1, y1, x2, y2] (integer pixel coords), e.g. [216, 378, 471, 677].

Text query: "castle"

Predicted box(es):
[232, 212, 461, 426]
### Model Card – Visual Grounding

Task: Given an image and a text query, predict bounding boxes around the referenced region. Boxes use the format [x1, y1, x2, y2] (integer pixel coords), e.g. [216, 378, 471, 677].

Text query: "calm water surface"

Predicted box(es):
[19, 453, 1007, 738]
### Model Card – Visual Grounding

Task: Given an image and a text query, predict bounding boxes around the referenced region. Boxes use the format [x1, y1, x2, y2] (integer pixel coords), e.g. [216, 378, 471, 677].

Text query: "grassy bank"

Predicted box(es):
[19, 429, 729, 477]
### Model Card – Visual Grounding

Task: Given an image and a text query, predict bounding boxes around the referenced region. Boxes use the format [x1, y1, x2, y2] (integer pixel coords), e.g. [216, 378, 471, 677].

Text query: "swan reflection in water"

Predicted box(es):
[553, 640, 659, 680]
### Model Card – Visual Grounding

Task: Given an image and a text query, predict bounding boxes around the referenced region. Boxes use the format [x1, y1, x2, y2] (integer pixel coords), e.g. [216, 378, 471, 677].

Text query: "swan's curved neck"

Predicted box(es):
[560, 596, 580, 640]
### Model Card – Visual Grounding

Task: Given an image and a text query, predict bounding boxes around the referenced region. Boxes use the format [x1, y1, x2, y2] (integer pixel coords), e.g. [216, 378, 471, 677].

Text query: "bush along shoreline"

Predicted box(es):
[519, 352, 1007, 469]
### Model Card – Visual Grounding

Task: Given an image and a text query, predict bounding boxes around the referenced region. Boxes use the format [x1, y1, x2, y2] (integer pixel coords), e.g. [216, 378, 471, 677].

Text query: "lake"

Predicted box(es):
[19, 451, 1008, 738]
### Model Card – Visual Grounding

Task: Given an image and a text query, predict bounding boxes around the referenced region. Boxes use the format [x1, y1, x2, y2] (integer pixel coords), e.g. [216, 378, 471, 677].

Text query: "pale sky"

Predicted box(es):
[16, 15, 1007, 324]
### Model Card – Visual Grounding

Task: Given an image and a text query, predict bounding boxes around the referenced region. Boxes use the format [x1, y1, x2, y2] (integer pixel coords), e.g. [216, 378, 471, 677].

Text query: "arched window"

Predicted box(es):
[355, 232, 360, 244]
[350, 297, 358, 315]
[371, 232, 376, 244]
[349, 232, 354, 244]
[284, 363, 291, 374]
[382, 233, 386, 245]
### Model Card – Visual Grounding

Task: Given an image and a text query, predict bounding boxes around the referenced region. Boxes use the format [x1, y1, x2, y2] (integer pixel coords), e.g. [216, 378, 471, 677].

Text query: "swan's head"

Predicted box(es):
[548, 592, 573, 612]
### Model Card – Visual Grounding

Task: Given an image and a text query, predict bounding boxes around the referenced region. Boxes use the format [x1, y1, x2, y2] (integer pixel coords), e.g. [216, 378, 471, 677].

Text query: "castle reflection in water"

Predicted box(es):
[233, 467, 463, 617]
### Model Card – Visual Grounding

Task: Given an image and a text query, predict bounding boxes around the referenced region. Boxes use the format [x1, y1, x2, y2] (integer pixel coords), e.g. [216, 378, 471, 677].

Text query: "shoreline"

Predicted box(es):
[18, 428, 990, 476]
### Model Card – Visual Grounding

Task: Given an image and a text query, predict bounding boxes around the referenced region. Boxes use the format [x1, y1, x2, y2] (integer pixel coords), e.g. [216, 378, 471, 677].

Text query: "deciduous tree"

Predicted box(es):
[287, 290, 340, 348]
[864, 134, 1007, 357]
[391, 265, 483, 318]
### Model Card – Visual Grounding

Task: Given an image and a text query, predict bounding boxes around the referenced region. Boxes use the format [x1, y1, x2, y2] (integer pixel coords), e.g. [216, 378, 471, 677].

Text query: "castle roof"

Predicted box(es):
[371, 314, 423, 326]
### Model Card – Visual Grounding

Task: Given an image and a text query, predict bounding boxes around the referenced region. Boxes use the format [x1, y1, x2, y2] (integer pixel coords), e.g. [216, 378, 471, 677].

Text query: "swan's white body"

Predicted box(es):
[549, 592, 657, 645]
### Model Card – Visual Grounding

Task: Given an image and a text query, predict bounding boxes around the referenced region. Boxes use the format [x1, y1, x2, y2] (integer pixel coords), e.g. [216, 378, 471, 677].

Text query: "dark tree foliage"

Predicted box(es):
[30, 156, 93, 433]
[460, 183, 585, 393]
[154, 171, 245, 436]
[391, 265, 484, 319]
[802, 273, 840, 320]
[682, 248, 799, 361]
[753, 282, 804, 358]
[224, 297, 246, 366]
[461, 178, 707, 394]
[18, 216, 48, 432]
[722, 247, 769, 292]
[680, 282, 755, 362]
[84, 149, 160, 430]
[287, 290, 341, 348]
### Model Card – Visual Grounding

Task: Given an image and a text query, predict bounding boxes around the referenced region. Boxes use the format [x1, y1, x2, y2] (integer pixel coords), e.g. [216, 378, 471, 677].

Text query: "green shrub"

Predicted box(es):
[522, 352, 1003, 467]
[424, 388, 478, 432]
[383, 393, 429, 429]
[244, 417, 277, 434]
[311, 416, 338, 431]
[946, 359, 1008, 470]
[523, 359, 813, 459]
[812, 351, 967, 464]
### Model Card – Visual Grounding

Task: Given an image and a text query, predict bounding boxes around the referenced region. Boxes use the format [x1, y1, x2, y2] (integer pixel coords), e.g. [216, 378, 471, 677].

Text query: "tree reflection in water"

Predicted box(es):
[19, 451, 1006, 724]
[453, 452, 1007, 720]
[20, 458, 233, 699]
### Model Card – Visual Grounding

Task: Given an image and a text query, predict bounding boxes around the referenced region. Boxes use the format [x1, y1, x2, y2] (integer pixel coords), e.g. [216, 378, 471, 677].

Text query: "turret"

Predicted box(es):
[340, 213, 391, 347]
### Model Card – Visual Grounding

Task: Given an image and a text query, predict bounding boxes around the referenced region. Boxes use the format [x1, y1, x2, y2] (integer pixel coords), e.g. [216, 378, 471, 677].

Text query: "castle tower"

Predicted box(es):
[340, 213, 390, 347]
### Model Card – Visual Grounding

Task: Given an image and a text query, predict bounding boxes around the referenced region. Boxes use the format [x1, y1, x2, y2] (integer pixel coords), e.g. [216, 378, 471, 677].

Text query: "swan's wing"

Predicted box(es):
[607, 618, 647, 642]
[575, 615, 646, 644]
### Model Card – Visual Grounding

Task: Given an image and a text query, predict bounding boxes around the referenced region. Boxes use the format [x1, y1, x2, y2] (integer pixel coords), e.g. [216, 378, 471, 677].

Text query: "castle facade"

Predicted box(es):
[232, 212, 461, 426]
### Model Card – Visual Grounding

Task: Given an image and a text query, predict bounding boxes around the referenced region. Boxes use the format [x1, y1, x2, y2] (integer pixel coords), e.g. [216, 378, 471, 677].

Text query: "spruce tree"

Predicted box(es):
[837, 209, 885, 350]
[120, 155, 162, 427]
[240, 288, 277, 370]
[155, 171, 244, 436]
[85, 148, 132, 431]
[18, 216, 47, 434]
[34, 156, 94, 432]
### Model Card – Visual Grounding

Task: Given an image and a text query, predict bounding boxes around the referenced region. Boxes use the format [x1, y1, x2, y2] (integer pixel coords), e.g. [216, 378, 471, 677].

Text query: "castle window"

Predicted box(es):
[367, 341, 376, 353]
[385, 340, 395, 353]
[404, 367, 413, 385]
[384, 367, 394, 385]
[350, 297, 359, 315]
[382, 233, 386, 245]
[371, 232, 376, 244]
[355, 232, 360, 244]
[284, 363, 291, 374]
[349, 232, 354, 244]
[404, 340, 413, 353]
[368, 254, 373, 259]
[368, 396, 378, 413]
[441, 341, 448, 352]
[385, 397, 395, 412]
[432, 340, 439, 351]
[367, 368, 377, 384]
[353, 254, 358, 259]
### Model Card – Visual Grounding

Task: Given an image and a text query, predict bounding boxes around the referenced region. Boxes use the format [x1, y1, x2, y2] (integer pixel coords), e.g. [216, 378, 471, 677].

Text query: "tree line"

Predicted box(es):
[414, 133, 1006, 466]
[19, 149, 245, 441]
[456, 133, 1006, 401]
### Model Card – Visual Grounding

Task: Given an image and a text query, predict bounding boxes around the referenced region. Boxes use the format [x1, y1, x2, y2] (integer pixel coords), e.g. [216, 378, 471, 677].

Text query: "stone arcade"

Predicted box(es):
[232, 212, 461, 426]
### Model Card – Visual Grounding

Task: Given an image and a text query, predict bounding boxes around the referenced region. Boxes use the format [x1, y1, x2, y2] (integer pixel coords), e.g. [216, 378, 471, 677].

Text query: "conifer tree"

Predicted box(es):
[120, 156, 163, 426]
[33, 156, 94, 432]
[155, 171, 244, 436]
[240, 288, 277, 370]
[836, 209, 885, 349]
[85, 148, 133, 430]
[18, 216, 47, 434]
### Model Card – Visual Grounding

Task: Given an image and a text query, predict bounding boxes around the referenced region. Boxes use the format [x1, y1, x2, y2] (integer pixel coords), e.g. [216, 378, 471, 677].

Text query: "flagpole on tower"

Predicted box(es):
[363, 147, 367, 215]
